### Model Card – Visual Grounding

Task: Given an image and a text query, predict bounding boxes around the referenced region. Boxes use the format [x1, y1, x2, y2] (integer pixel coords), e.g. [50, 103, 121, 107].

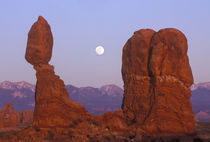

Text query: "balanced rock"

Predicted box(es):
[25, 16, 89, 127]
[122, 28, 196, 135]
[25, 16, 53, 65]
[0, 103, 21, 128]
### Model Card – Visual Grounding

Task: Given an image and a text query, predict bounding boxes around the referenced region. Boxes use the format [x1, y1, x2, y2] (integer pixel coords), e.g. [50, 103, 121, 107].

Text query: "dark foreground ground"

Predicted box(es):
[0, 122, 209, 142]
[196, 122, 210, 141]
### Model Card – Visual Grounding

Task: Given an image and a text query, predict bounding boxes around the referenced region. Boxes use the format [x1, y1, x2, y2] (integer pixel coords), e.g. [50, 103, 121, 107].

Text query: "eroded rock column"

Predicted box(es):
[122, 28, 196, 135]
[25, 16, 88, 127]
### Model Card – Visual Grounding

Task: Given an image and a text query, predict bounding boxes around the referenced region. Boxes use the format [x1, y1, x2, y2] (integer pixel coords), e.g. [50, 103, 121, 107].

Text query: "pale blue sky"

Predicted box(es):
[0, 0, 210, 87]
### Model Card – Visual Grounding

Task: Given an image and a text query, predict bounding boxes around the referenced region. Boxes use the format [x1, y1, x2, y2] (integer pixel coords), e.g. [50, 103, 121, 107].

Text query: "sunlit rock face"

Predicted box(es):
[25, 16, 89, 127]
[121, 28, 196, 136]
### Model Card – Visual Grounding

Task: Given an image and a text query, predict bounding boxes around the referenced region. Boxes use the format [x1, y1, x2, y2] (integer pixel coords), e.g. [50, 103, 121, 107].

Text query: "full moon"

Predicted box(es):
[95, 46, 104, 55]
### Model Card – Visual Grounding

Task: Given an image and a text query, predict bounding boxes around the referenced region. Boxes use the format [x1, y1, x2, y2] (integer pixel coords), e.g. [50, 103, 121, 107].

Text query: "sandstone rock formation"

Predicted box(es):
[25, 16, 53, 65]
[0, 103, 21, 128]
[25, 16, 89, 128]
[122, 28, 196, 136]
[0, 17, 199, 141]
[21, 110, 33, 124]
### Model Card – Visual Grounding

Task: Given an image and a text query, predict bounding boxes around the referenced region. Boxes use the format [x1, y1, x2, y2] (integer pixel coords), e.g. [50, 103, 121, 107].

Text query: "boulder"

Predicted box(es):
[25, 16, 53, 65]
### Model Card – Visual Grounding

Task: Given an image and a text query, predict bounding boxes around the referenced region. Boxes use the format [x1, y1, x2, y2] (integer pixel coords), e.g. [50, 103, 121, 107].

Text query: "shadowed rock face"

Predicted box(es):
[25, 16, 89, 127]
[122, 29, 155, 125]
[122, 28, 196, 135]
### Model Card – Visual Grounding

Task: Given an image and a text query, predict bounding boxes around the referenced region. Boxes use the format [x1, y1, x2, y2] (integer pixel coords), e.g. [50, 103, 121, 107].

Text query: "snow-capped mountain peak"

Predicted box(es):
[100, 84, 123, 96]
[191, 82, 210, 91]
[0, 81, 35, 92]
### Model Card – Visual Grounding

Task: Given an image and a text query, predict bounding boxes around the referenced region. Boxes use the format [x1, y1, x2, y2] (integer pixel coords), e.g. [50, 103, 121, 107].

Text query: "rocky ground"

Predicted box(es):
[0, 122, 208, 142]
[196, 122, 210, 141]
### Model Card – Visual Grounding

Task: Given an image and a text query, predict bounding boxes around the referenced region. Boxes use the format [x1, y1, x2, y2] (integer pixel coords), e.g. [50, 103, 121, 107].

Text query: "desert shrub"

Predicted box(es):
[88, 120, 99, 126]
[92, 121, 99, 126]
[151, 137, 180, 142]
[73, 120, 78, 126]
[69, 119, 83, 128]
[69, 123, 75, 128]
[87, 134, 94, 142]
[0, 132, 5, 138]
[34, 126, 40, 132]
[21, 125, 31, 131]
[78, 118, 83, 123]
[104, 135, 111, 141]
[105, 126, 110, 130]
[61, 131, 66, 135]
[193, 137, 204, 142]
[48, 130, 54, 140]
[68, 130, 74, 139]
[129, 135, 135, 140]
[170, 138, 180, 142]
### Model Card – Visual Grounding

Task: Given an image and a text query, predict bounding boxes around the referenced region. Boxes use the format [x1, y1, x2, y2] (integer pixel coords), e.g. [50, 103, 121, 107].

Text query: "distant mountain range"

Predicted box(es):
[191, 82, 210, 91]
[0, 81, 123, 116]
[66, 84, 123, 115]
[0, 81, 210, 120]
[0, 81, 35, 111]
[191, 82, 210, 121]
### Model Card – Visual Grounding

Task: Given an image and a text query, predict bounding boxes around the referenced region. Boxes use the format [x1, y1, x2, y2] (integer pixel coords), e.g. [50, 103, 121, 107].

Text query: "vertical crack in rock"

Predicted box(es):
[142, 36, 157, 124]
[143, 77, 156, 124]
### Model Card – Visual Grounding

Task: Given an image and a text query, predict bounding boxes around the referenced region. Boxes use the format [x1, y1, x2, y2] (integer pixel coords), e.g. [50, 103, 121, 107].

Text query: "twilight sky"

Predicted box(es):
[0, 0, 210, 88]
